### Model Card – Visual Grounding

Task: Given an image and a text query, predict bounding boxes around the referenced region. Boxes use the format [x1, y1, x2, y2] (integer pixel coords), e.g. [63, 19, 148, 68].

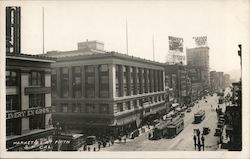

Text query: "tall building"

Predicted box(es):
[186, 47, 210, 90]
[6, 53, 55, 151]
[187, 66, 203, 101]
[224, 74, 231, 88]
[164, 64, 192, 106]
[44, 42, 166, 137]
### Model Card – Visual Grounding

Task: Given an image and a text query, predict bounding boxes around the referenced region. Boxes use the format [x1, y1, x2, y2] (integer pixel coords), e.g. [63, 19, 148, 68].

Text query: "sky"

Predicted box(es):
[2, 0, 250, 80]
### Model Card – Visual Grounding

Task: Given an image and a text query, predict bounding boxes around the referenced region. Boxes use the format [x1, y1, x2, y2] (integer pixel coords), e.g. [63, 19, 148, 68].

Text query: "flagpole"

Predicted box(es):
[42, 7, 44, 54]
[126, 19, 128, 55]
[152, 35, 155, 61]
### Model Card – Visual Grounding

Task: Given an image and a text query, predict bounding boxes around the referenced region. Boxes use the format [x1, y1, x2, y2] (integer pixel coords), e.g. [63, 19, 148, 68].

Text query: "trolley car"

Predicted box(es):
[193, 110, 206, 124]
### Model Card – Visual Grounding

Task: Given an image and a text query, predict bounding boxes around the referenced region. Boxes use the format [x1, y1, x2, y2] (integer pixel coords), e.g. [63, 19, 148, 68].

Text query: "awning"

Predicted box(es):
[172, 103, 179, 108]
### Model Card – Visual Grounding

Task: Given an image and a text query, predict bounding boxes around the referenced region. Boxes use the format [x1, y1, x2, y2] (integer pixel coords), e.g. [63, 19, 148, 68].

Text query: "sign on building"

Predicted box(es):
[168, 36, 184, 52]
[193, 36, 207, 47]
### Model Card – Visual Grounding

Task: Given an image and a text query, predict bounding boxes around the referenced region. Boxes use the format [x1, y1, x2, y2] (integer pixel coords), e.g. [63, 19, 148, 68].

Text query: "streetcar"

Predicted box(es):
[193, 110, 206, 124]
[151, 117, 184, 139]
[166, 118, 184, 138]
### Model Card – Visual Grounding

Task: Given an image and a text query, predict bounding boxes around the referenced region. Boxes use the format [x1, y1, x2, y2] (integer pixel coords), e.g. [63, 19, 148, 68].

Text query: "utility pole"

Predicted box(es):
[126, 20, 128, 55]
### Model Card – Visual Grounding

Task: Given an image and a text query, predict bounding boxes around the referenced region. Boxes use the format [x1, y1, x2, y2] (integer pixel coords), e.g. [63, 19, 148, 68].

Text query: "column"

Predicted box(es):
[109, 64, 115, 98]
[69, 67, 73, 98]
[81, 65, 85, 98]
[95, 66, 99, 98]
[127, 66, 131, 96]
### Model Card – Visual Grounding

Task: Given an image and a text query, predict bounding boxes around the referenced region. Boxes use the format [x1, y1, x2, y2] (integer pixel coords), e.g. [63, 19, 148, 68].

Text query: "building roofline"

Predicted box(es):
[6, 53, 56, 63]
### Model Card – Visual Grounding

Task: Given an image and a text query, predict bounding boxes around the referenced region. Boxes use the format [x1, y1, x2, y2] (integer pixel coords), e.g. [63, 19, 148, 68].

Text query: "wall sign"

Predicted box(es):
[6, 107, 52, 120]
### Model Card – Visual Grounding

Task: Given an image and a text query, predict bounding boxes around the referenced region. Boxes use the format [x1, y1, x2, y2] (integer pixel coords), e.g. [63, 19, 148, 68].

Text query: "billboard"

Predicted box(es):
[193, 36, 207, 46]
[168, 36, 184, 52]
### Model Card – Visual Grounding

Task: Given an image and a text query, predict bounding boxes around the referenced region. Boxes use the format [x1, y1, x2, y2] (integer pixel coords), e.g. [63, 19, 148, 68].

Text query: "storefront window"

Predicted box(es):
[6, 119, 19, 136]
[6, 70, 17, 86]
[29, 94, 45, 108]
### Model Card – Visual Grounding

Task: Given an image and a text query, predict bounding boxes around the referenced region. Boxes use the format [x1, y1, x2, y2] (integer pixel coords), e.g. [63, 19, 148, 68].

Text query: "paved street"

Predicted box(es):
[101, 94, 225, 151]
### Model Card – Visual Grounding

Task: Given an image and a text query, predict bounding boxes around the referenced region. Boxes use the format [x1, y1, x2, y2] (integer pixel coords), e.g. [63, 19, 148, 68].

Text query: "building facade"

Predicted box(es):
[164, 64, 192, 106]
[45, 45, 166, 136]
[6, 53, 55, 151]
[186, 47, 210, 90]
[187, 66, 203, 100]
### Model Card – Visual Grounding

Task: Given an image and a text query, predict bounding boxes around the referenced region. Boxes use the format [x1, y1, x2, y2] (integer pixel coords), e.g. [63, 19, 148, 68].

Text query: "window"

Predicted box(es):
[117, 103, 123, 112]
[133, 100, 138, 108]
[6, 119, 19, 136]
[85, 66, 95, 98]
[61, 68, 69, 97]
[99, 104, 109, 114]
[61, 103, 68, 112]
[73, 67, 82, 98]
[115, 65, 122, 97]
[29, 71, 43, 86]
[6, 95, 18, 111]
[126, 101, 131, 110]
[51, 69, 57, 98]
[6, 70, 17, 86]
[99, 65, 109, 98]
[139, 99, 143, 107]
[86, 103, 95, 113]
[72, 103, 81, 113]
[29, 94, 45, 108]
[29, 114, 45, 130]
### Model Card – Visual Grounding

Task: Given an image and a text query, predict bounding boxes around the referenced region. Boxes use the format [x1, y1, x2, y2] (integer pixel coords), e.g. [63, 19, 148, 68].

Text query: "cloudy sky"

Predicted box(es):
[2, 0, 250, 79]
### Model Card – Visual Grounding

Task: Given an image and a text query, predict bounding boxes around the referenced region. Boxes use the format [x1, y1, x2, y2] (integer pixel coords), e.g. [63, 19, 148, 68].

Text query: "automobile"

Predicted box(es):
[202, 127, 210, 135]
[186, 108, 192, 113]
[86, 136, 96, 145]
[180, 112, 185, 118]
[214, 128, 222, 136]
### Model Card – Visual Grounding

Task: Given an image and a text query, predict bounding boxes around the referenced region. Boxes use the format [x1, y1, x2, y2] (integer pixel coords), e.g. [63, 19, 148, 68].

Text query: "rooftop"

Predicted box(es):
[6, 53, 56, 63]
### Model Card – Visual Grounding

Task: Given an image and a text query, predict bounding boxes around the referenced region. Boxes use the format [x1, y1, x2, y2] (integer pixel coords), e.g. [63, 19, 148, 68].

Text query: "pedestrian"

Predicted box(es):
[201, 135, 205, 151]
[197, 129, 200, 138]
[87, 146, 90, 151]
[193, 135, 197, 150]
[197, 137, 201, 151]
[93, 147, 96, 151]
[124, 137, 126, 143]
[83, 144, 87, 151]
[98, 142, 101, 151]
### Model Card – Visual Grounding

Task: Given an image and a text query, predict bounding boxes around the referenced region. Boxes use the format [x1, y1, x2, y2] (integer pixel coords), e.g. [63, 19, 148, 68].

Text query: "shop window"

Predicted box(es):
[6, 95, 18, 111]
[29, 71, 44, 86]
[29, 94, 45, 108]
[6, 70, 17, 86]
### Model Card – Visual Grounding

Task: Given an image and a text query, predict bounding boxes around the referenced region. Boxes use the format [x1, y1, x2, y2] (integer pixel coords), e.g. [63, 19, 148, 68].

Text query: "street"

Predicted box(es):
[101, 94, 225, 151]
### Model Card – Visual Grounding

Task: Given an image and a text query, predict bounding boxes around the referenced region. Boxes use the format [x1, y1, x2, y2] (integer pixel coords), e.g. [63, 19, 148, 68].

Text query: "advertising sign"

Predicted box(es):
[193, 36, 207, 46]
[168, 36, 184, 52]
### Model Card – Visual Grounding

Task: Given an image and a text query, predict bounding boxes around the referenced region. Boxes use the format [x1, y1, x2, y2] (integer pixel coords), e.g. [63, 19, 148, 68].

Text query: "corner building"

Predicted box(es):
[6, 53, 55, 151]
[47, 50, 165, 136]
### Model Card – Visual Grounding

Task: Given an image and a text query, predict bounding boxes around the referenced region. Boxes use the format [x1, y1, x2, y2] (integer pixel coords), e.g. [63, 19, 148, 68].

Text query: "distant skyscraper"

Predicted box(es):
[186, 47, 210, 90]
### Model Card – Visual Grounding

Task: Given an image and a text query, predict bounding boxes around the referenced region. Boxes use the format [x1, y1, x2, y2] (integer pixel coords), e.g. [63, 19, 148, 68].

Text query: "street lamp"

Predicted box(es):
[54, 122, 62, 151]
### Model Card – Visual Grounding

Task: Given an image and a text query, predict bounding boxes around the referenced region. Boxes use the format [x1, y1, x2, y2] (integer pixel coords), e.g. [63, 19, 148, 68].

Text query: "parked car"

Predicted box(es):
[86, 136, 96, 145]
[202, 127, 210, 135]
